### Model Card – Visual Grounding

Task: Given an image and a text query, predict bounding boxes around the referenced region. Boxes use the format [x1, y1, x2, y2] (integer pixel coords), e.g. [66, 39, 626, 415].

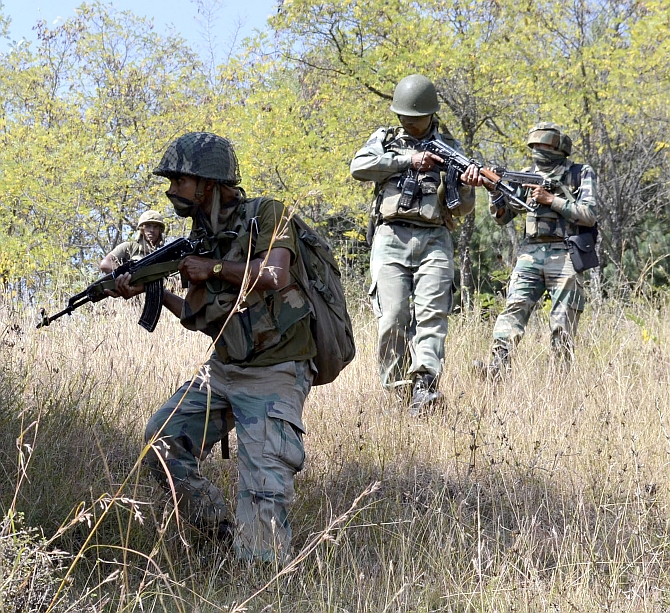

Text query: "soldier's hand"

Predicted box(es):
[410, 152, 444, 172]
[104, 272, 145, 300]
[179, 255, 217, 283]
[523, 184, 555, 206]
[461, 164, 497, 191]
[461, 163, 483, 186]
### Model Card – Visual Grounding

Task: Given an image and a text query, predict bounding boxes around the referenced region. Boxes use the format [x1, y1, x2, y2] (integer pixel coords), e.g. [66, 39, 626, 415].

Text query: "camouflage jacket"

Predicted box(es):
[180, 196, 316, 367]
[351, 123, 475, 228]
[490, 159, 597, 240]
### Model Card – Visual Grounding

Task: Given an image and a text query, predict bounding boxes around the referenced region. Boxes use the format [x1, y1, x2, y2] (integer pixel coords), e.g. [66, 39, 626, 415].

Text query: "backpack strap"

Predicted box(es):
[240, 197, 264, 257]
[557, 162, 583, 204]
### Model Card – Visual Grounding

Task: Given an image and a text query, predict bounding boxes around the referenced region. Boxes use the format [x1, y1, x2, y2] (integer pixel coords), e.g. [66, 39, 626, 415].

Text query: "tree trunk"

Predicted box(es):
[457, 210, 476, 310]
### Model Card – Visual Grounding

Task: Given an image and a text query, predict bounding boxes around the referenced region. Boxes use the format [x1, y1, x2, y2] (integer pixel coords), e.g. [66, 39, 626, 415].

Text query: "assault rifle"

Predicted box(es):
[37, 237, 212, 332]
[491, 168, 560, 193]
[416, 140, 540, 212]
[490, 168, 565, 211]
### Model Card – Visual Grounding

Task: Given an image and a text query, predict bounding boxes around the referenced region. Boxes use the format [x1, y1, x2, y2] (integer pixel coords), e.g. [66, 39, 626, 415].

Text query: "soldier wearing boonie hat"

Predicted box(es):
[99, 209, 166, 273]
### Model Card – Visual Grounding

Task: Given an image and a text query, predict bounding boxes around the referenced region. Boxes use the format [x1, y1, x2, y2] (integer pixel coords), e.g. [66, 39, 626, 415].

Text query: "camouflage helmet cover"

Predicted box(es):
[390, 74, 440, 116]
[527, 122, 572, 156]
[153, 132, 241, 185]
[137, 210, 165, 229]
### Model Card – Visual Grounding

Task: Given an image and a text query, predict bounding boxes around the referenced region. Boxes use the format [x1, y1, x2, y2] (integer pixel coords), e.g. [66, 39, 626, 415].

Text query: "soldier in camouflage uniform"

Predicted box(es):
[109, 132, 316, 564]
[99, 210, 166, 273]
[350, 74, 476, 415]
[463, 122, 597, 377]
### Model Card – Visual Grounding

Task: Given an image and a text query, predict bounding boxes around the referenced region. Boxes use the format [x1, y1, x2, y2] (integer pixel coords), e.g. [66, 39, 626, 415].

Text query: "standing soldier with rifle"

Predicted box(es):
[109, 132, 316, 564]
[462, 122, 598, 378]
[350, 74, 477, 415]
[99, 210, 166, 273]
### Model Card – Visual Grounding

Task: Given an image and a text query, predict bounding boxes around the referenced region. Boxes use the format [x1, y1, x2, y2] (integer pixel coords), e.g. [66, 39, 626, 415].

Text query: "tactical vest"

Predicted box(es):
[377, 127, 454, 226]
[525, 162, 583, 239]
[180, 198, 311, 364]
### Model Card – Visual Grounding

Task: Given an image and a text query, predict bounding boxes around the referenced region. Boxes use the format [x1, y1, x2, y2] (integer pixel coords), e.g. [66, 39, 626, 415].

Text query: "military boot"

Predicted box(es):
[472, 347, 510, 381]
[409, 374, 442, 417]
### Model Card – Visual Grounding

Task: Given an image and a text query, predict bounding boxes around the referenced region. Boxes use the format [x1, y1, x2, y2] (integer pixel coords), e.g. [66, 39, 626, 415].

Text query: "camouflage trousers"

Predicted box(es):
[492, 242, 586, 361]
[144, 353, 313, 563]
[369, 222, 454, 390]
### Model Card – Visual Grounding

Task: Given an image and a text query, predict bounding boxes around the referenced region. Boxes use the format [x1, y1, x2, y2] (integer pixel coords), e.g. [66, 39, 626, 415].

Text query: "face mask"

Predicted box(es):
[166, 192, 197, 218]
[532, 149, 566, 170]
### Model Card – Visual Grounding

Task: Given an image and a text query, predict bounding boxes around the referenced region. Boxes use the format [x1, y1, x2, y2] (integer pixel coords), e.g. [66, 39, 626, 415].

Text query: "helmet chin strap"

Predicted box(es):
[210, 184, 221, 234]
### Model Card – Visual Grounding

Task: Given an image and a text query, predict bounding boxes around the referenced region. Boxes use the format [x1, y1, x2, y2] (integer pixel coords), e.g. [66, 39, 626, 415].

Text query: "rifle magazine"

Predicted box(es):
[139, 279, 164, 332]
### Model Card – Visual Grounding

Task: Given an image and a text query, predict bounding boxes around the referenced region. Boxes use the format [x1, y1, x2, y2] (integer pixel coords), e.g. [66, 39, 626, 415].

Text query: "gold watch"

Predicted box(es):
[212, 261, 223, 278]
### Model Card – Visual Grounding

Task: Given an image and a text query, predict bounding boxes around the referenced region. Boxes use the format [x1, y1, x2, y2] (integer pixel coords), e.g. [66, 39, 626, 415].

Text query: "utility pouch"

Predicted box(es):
[565, 226, 598, 273]
[397, 172, 420, 210]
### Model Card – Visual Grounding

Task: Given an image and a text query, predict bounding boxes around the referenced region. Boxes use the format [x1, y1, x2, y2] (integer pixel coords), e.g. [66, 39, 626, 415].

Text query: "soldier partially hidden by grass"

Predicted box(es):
[99, 210, 165, 273]
[107, 133, 316, 564]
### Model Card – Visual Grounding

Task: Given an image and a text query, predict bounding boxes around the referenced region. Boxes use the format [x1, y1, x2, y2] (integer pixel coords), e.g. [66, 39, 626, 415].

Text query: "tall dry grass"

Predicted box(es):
[1, 289, 670, 611]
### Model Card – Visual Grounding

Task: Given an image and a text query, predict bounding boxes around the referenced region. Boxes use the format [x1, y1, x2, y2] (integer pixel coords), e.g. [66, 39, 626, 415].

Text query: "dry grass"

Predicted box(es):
[1, 289, 670, 611]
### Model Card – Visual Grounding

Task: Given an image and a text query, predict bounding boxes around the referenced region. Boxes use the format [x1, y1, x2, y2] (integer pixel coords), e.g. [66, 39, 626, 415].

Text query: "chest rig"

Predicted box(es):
[376, 127, 453, 226]
[180, 198, 311, 363]
[525, 162, 584, 240]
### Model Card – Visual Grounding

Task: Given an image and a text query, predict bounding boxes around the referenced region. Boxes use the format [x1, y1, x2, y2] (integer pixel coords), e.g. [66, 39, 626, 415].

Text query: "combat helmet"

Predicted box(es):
[390, 74, 440, 116]
[137, 210, 165, 230]
[527, 122, 572, 156]
[153, 132, 241, 185]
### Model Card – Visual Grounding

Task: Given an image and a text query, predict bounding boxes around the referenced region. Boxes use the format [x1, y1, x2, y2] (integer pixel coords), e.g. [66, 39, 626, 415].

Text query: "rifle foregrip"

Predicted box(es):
[139, 279, 164, 332]
[480, 168, 502, 184]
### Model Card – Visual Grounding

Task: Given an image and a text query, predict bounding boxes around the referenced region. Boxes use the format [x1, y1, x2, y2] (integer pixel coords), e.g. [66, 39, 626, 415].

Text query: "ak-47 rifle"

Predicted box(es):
[491, 168, 560, 193]
[491, 167, 563, 209]
[37, 237, 212, 332]
[416, 140, 540, 213]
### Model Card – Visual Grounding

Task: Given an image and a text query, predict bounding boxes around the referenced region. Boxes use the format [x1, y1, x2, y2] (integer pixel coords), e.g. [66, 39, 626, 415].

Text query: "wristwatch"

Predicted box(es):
[212, 261, 223, 278]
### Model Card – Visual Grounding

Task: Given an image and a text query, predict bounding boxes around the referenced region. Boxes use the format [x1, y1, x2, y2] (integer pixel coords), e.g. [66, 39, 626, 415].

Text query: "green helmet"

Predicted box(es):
[390, 74, 440, 116]
[527, 122, 572, 156]
[137, 210, 165, 230]
[153, 132, 241, 185]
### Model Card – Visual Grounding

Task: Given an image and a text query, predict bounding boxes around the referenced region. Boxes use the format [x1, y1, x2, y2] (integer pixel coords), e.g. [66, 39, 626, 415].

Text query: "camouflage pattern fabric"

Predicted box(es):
[492, 243, 585, 361]
[368, 222, 454, 389]
[527, 122, 572, 156]
[144, 353, 312, 563]
[488, 155, 596, 365]
[153, 132, 241, 185]
[492, 160, 597, 239]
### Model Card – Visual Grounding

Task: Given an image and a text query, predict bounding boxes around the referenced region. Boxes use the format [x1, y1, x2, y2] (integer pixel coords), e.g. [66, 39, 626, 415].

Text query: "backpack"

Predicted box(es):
[245, 198, 356, 386]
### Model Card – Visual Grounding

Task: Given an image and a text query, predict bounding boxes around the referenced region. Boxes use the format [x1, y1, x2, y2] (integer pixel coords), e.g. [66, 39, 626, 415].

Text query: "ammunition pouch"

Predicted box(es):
[378, 172, 442, 224]
[565, 226, 599, 273]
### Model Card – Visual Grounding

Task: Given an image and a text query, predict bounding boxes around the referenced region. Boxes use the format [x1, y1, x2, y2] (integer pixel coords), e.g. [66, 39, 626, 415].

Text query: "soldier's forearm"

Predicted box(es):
[163, 290, 184, 318]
